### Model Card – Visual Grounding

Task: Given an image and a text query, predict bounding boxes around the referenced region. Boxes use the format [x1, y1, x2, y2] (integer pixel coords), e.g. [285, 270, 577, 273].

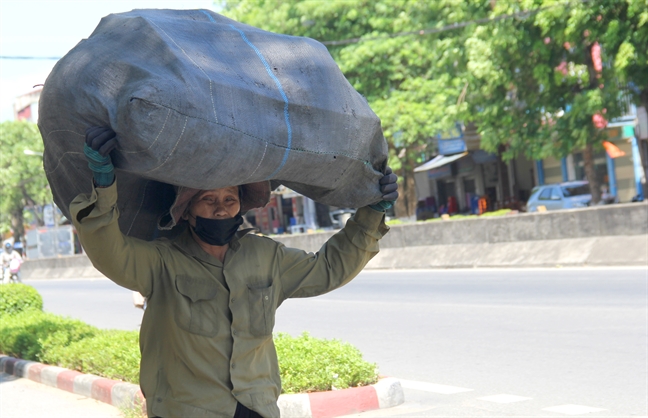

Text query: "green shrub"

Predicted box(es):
[0, 283, 43, 316]
[275, 332, 378, 393]
[0, 299, 378, 393]
[44, 329, 140, 384]
[0, 310, 97, 361]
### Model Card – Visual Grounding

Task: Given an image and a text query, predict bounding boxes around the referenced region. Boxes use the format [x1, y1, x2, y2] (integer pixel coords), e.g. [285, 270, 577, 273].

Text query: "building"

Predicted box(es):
[414, 104, 648, 217]
[413, 123, 536, 218]
[13, 87, 42, 122]
[536, 106, 648, 202]
[247, 187, 338, 235]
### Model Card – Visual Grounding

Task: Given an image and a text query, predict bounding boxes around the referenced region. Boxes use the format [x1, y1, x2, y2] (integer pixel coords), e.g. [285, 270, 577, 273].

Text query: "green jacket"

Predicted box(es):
[70, 181, 389, 418]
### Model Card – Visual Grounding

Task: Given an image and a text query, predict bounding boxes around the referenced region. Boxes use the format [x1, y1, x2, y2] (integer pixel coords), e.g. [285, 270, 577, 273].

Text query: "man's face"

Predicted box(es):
[184, 186, 240, 225]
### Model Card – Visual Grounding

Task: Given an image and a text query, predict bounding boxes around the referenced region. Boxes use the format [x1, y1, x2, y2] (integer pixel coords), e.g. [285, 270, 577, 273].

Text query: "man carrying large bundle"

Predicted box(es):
[41, 9, 398, 416]
[72, 126, 397, 417]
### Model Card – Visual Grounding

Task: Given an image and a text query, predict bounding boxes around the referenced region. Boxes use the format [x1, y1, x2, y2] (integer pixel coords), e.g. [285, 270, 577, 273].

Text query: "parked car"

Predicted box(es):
[329, 208, 356, 229]
[526, 180, 615, 212]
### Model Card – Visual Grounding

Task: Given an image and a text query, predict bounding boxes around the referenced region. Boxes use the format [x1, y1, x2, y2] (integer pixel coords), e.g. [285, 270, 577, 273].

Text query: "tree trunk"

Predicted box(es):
[583, 142, 602, 204]
[403, 166, 416, 217]
[11, 208, 25, 244]
[640, 88, 648, 114]
[394, 155, 417, 219]
[497, 145, 511, 202]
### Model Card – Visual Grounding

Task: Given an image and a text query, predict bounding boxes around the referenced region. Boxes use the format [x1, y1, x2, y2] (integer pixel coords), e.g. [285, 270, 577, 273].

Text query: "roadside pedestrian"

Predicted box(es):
[71, 126, 398, 418]
[1, 241, 23, 283]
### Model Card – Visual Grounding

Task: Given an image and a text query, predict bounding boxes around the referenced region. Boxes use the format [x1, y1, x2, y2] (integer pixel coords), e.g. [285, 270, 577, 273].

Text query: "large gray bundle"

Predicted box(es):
[38, 9, 387, 240]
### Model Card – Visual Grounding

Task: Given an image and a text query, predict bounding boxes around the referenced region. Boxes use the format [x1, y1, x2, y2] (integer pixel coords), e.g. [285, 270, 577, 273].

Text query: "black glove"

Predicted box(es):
[369, 167, 399, 212]
[84, 127, 117, 187]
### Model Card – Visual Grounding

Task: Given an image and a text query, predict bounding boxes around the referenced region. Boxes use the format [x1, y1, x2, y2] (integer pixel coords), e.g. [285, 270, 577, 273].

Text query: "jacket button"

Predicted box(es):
[264, 296, 269, 300]
[231, 298, 235, 303]
[231, 363, 236, 369]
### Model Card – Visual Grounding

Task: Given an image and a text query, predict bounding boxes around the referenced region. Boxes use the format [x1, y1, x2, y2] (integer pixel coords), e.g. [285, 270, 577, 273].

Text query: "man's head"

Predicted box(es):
[163, 181, 271, 232]
[4, 242, 12, 253]
[182, 186, 241, 227]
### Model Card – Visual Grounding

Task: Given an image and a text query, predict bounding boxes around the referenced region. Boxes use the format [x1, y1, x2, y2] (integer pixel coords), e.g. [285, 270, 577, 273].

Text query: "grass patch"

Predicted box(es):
[479, 209, 513, 217]
[387, 209, 514, 225]
[423, 209, 513, 222]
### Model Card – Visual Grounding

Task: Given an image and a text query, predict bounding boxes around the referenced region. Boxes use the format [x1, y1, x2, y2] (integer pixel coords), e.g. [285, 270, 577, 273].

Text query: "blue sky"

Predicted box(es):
[0, 0, 219, 122]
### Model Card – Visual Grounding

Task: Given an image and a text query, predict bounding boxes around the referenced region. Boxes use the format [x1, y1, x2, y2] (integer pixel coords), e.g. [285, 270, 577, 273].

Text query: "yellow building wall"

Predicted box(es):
[543, 156, 563, 184]
[540, 140, 639, 202]
[612, 141, 636, 202]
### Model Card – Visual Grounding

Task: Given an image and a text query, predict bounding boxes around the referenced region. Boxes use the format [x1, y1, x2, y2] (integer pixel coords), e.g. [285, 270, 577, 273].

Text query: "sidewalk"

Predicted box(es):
[0, 373, 121, 418]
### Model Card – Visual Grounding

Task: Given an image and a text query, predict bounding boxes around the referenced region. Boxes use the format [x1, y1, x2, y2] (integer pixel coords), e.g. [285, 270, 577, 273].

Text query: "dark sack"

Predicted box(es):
[38, 9, 388, 240]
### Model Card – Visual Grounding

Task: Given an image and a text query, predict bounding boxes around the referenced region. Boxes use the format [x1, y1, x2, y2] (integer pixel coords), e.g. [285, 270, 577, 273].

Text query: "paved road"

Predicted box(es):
[24, 267, 647, 416]
[27, 277, 143, 330]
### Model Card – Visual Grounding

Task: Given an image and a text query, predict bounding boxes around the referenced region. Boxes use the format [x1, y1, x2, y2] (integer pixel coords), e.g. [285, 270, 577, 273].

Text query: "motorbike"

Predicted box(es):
[3, 258, 22, 283]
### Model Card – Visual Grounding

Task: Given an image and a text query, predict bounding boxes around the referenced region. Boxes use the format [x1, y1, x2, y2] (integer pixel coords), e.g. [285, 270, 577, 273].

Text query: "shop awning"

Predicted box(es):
[602, 141, 625, 158]
[414, 152, 469, 172]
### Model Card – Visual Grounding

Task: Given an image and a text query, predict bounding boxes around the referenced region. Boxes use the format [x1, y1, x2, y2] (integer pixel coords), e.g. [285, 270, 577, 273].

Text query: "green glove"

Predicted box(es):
[84, 127, 117, 187]
[369, 200, 394, 212]
[84, 145, 114, 187]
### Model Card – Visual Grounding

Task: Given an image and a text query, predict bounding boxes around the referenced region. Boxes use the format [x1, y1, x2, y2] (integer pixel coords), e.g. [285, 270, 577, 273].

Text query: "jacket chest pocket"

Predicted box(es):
[248, 283, 275, 337]
[175, 276, 220, 337]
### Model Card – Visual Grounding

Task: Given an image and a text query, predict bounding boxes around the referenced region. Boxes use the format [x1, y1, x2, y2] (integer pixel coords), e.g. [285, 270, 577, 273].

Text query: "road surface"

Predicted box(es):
[25, 267, 647, 416]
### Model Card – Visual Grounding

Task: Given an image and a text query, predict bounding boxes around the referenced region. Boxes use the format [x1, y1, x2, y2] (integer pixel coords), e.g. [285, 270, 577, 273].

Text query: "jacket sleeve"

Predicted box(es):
[70, 180, 163, 297]
[277, 206, 389, 301]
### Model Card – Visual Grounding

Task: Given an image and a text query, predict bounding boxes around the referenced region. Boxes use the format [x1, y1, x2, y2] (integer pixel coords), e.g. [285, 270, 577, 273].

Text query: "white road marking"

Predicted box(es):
[478, 393, 532, 403]
[542, 404, 607, 415]
[398, 379, 473, 394]
[361, 266, 648, 274]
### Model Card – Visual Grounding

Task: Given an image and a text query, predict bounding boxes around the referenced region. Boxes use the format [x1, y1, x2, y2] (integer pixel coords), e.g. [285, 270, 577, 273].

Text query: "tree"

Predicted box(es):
[609, 0, 648, 110]
[0, 121, 51, 243]
[222, 0, 489, 217]
[464, 0, 645, 203]
[222, 0, 645, 211]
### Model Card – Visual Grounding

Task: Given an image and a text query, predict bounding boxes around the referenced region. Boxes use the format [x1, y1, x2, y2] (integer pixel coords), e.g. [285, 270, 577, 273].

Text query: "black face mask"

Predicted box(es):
[191, 214, 244, 246]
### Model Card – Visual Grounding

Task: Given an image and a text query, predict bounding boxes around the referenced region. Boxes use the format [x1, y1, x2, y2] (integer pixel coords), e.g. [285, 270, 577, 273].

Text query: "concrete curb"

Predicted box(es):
[0, 355, 404, 417]
[0, 355, 145, 413]
[278, 378, 404, 418]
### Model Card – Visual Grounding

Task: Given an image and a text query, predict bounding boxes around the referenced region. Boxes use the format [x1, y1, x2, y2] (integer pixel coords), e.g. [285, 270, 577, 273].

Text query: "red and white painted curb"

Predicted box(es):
[0, 355, 145, 412]
[1, 355, 404, 417]
[278, 378, 404, 418]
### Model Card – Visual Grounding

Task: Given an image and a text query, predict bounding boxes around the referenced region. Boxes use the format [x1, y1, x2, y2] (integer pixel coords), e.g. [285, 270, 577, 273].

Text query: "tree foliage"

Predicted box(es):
[222, 0, 647, 210]
[223, 0, 488, 216]
[605, 0, 648, 110]
[0, 121, 51, 241]
[463, 0, 647, 202]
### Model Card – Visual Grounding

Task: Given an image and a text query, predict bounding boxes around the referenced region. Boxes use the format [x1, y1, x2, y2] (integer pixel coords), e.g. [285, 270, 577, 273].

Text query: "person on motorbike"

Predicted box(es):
[1, 241, 23, 283]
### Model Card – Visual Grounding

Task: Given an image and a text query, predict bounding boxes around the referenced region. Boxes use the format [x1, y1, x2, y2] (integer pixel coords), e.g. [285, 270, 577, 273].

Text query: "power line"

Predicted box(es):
[0, 56, 61, 60]
[0, 1, 586, 59]
[321, 1, 584, 46]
